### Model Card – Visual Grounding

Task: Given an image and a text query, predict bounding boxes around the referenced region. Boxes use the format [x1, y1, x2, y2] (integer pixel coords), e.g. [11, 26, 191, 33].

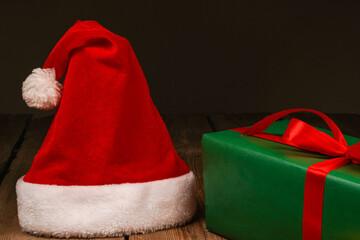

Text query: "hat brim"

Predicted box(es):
[16, 171, 196, 238]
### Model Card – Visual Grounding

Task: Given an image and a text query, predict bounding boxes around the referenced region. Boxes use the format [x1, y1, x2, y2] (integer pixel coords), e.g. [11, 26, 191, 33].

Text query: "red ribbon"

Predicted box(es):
[231, 108, 360, 240]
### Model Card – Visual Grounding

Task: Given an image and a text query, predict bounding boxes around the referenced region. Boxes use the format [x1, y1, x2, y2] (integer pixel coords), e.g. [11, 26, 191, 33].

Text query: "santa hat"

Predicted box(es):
[16, 20, 196, 238]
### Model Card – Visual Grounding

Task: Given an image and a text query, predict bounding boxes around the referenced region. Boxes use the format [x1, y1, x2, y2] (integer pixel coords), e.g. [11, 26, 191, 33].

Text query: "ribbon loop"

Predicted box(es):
[243, 108, 348, 147]
[282, 118, 348, 157]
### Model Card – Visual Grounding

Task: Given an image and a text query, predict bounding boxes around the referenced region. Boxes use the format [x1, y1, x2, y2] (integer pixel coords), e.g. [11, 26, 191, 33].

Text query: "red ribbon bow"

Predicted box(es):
[232, 108, 360, 240]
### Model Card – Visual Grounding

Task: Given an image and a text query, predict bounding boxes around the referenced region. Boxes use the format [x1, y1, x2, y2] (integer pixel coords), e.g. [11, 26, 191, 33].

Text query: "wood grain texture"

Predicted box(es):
[0, 116, 124, 240]
[0, 114, 31, 183]
[3, 113, 359, 240]
[130, 115, 225, 240]
[208, 113, 270, 131]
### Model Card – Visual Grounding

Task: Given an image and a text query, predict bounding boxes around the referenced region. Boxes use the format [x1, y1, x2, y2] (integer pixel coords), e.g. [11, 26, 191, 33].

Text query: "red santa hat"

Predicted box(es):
[16, 20, 196, 238]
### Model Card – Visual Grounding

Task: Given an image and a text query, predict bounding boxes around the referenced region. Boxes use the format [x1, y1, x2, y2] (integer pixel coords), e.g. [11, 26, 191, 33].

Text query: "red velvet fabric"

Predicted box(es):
[24, 20, 190, 185]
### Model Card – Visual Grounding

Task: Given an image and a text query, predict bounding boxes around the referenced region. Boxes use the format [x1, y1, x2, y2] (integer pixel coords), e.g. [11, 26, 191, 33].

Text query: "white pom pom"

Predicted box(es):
[22, 68, 62, 110]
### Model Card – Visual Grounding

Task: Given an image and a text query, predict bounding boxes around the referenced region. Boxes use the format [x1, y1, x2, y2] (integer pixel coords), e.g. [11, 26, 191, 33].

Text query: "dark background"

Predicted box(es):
[1, 1, 360, 117]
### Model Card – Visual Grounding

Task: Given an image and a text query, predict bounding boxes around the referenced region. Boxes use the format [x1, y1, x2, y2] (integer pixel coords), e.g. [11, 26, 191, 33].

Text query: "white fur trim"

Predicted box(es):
[16, 172, 196, 238]
[22, 68, 62, 110]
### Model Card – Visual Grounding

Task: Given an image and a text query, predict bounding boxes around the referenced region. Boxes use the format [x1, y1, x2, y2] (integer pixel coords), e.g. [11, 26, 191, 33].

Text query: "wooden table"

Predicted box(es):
[1, 113, 360, 240]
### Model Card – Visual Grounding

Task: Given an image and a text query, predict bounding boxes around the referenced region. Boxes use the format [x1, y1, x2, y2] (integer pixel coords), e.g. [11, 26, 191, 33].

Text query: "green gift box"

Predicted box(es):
[202, 119, 360, 240]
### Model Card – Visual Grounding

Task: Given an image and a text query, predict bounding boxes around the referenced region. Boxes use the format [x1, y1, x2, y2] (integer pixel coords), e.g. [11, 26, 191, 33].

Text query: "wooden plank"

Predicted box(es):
[209, 113, 270, 131]
[0, 114, 32, 183]
[0, 116, 52, 240]
[130, 114, 225, 240]
[0, 116, 124, 240]
[2, 113, 358, 240]
[164, 115, 214, 222]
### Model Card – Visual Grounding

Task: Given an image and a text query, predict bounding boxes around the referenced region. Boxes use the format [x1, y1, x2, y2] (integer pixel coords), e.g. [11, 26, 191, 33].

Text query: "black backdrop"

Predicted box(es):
[1, 1, 360, 117]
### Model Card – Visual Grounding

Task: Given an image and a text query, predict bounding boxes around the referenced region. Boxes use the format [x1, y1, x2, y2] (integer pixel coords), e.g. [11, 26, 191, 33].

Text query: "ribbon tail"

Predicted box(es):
[303, 157, 351, 240]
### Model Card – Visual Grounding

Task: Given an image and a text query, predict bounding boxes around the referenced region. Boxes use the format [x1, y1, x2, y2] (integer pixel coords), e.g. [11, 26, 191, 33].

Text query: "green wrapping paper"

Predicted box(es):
[202, 120, 360, 240]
